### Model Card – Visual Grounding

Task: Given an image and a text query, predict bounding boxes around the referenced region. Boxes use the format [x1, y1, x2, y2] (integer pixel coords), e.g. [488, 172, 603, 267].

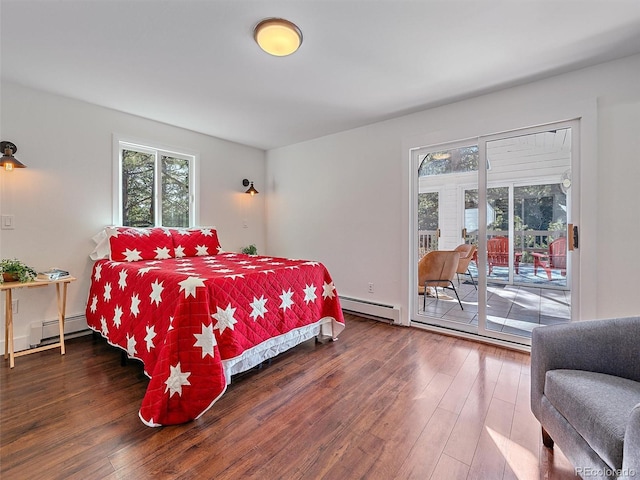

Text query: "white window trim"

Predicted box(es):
[112, 134, 199, 227]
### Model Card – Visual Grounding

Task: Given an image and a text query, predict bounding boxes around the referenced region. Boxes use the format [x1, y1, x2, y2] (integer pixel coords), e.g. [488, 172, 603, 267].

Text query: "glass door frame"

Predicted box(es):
[410, 119, 580, 346]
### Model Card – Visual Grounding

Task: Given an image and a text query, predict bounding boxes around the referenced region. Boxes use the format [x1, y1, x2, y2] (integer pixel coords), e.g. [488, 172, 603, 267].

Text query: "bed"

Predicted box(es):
[85, 226, 345, 426]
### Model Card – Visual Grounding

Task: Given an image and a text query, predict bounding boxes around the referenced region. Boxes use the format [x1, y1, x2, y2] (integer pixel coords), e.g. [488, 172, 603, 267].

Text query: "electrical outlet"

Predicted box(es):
[12, 299, 18, 314]
[368, 282, 374, 293]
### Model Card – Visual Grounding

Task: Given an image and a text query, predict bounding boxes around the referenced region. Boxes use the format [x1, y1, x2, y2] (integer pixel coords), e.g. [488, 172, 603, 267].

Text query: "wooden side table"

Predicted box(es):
[2, 276, 76, 368]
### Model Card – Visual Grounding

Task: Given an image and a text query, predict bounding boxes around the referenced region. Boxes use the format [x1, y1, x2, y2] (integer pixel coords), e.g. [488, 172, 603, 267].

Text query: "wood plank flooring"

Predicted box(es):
[0, 314, 580, 479]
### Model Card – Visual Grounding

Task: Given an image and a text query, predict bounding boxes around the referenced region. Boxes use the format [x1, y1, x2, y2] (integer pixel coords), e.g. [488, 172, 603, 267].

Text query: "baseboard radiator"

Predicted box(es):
[339, 296, 401, 324]
[29, 314, 89, 348]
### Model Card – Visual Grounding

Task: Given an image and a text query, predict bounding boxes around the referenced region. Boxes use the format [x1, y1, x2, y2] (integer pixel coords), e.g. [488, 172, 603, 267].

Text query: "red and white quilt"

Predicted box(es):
[85, 253, 345, 426]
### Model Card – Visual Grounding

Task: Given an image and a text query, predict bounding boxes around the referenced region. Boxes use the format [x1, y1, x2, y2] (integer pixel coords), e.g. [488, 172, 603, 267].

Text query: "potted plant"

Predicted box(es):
[241, 244, 258, 255]
[0, 258, 37, 284]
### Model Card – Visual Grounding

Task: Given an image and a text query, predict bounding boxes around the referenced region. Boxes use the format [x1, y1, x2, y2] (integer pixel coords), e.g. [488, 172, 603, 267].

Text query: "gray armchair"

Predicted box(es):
[531, 317, 640, 479]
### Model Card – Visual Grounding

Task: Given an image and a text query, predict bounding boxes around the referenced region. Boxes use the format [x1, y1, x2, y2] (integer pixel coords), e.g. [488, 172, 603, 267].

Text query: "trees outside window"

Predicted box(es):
[118, 141, 194, 228]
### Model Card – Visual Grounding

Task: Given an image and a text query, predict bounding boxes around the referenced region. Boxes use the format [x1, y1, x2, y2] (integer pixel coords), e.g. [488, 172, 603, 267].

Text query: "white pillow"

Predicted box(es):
[89, 228, 113, 260]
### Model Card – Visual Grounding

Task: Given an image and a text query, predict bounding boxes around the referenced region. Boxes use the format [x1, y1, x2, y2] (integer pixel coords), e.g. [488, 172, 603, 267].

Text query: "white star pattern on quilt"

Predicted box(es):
[176, 266, 196, 272]
[131, 294, 141, 317]
[303, 284, 317, 304]
[303, 261, 320, 267]
[260, 269, 275, 275]
[90, 295, 98, 313]
[165, 362, 191, 397]
[280, 289, 294, 311]
[123, 248, 143, 262]
[118, 270, 128, 290]
[146, 260, 162, 265]
[103, 283, 112, 302]
[193, 323, 216, 358]
[94, 263, 102, 281]
[200, 228, 214, 236]
[250, 296, 268, 320]
[212, 304, 237, 334]
[100, 316, 108, 335]
[150, 280, 164, 306]
[127, 333, 137, 357]
[322, 281, 336, 299]
[195, 245, 209, 256]
[145, 325, 157, 351]
[113, 306, 123, 328]
[155, 246, 173, 260]
[214, 268, 233, 274]
[174, 245, 186, 258]
[179, 276, 206, 299]
[137, 266, 160, 276]
[224, 274, 245, 280]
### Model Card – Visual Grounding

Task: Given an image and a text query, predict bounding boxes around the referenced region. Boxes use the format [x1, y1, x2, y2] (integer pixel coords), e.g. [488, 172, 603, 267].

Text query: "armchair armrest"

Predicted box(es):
[531, 252, 549, 260]
[531, 317, 640, 418]
[624, 403, 640, 473]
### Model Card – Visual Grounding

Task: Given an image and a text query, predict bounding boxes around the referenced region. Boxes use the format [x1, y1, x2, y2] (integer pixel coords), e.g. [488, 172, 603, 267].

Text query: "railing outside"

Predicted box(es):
[418, 230, 566, 261]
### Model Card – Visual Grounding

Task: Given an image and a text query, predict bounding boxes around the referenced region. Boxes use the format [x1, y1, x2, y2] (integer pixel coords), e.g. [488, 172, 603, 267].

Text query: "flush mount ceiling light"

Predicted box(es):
[253, 18, 302, 56]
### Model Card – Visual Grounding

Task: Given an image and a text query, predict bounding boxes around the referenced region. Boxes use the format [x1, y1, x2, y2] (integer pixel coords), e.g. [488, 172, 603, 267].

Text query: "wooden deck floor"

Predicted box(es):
[1, 314, 579, 479]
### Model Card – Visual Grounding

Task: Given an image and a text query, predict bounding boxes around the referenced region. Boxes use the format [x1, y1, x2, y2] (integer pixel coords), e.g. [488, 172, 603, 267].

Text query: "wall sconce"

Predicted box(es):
[0, 141, 26, 171]
[242, 179, 259, 196]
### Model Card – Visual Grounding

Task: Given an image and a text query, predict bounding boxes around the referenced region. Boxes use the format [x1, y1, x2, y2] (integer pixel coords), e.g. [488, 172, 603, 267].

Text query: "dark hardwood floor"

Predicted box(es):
[1, 314, 579, 479]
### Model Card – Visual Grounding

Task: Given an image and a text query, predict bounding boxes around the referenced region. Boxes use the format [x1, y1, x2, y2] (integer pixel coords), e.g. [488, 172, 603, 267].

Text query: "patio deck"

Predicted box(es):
[417, 265, 571, 339]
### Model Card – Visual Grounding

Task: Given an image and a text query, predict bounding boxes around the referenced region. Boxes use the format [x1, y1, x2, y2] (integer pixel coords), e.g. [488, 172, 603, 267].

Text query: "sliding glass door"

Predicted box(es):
[412, 121, 577, 345]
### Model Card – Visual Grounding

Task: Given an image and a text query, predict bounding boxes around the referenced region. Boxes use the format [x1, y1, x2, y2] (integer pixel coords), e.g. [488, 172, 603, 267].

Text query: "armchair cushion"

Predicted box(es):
[545, 369, 640, 470]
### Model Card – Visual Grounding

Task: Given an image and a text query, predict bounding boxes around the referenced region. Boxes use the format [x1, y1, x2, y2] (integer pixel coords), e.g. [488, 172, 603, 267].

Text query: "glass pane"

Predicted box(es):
[416, 144, 478, 327]
[418, 146, 478, 176]
[514, 184, 567, 287]
[161, 155, 190, 228]
[418, 191, 438, 257]
[122, 149, 154, 227]
[486, 186, 510, 281]
[485, 128, 572, 339]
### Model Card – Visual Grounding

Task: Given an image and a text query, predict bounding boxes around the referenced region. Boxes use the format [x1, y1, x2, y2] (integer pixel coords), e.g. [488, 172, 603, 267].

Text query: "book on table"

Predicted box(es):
[36, 268, 71, 281]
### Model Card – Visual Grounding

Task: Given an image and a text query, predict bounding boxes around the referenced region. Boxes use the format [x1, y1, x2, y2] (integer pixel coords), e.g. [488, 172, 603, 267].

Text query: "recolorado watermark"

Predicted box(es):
[575, 467, 637, 477]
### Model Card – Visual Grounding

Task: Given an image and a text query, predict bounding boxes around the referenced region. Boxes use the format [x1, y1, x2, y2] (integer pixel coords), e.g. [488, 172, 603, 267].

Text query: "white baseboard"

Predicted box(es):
[0, 315, 90, 354]
[340, 296, 401, 324]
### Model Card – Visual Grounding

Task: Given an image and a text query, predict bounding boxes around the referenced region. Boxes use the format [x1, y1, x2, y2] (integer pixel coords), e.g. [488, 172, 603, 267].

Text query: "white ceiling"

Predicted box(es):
[3, 0, 640, 150]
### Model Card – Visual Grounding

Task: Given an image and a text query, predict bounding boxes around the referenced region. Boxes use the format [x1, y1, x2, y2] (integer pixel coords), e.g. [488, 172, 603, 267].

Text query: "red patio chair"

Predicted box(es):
[487, 236, 521, 275]
[532, 237, 567, 280]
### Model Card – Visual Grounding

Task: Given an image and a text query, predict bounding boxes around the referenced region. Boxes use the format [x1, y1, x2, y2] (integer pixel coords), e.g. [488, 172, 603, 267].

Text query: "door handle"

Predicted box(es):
[568, 224, 578, 250]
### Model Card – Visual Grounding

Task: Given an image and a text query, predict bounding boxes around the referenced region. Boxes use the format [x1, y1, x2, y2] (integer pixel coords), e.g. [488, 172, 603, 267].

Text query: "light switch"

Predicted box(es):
[1, 214, 15, 230]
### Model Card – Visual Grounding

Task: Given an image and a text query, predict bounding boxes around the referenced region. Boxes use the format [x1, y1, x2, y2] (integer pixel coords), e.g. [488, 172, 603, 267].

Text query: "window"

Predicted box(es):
[115, 139, 196, 227]
[418, 146, 479, 176]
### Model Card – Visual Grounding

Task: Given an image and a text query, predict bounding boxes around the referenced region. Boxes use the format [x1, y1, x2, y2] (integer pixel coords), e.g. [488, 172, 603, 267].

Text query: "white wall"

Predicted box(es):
[1, 82, 266, 351]
[266, 54, 640, 322]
